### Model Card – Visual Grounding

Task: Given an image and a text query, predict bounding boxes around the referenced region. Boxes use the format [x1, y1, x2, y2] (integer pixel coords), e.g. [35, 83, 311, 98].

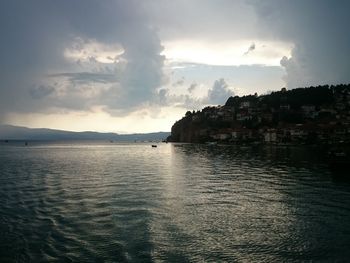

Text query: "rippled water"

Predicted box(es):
[1, 141, 350, 262]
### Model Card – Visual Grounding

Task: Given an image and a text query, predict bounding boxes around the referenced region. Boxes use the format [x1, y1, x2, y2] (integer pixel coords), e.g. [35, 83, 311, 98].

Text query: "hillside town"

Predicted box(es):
[168, 84, 350, 145]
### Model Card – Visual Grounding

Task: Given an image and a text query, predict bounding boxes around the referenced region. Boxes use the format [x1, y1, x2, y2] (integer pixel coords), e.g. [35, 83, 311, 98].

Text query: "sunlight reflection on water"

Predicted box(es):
[0, 142, 350, 262]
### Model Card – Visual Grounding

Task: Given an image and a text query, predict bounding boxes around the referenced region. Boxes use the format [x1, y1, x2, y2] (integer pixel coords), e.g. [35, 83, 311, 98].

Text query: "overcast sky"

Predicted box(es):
[1, 0, 349, 133]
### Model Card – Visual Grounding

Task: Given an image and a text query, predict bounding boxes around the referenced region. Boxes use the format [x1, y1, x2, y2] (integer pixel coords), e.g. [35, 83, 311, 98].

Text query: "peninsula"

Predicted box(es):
[168, 84, 350, 145]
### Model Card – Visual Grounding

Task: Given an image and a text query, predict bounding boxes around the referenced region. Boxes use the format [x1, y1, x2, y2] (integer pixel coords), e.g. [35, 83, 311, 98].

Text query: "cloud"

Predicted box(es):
[165, 94, 203, 110]
[188, 82, 198, 93]
[0, 0, 167, 121]
[50, 72, 119, 84]
[156, 88, 169, 106]
[252, 0, 350, 88]
[172, 77, 185, 87]
[244, 43, 256, 55]
[117, 23, 166, 109]
[144, 0, 257, 42]
[206, 78, 235, 105]
[29, 85, 55, 99]
[165, 78, 235, 109]
[2, 0, 349, 131]
[169, 62, 284, 97]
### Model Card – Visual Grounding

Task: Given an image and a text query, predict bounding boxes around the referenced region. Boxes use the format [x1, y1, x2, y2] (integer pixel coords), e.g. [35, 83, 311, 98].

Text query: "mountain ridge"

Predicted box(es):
[0, 125, 170, 141]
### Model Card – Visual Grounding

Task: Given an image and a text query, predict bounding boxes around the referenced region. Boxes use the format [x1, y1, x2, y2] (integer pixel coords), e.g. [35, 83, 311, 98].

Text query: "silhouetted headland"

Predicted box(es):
[167, 84, 350, 146]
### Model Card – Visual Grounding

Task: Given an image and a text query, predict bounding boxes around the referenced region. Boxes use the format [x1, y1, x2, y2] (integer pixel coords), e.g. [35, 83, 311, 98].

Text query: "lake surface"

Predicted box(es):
[1, 141, 350, 262]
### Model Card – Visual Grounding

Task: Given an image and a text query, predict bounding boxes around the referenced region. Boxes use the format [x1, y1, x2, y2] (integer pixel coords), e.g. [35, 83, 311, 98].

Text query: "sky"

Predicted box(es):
[1, 0, 349, 133]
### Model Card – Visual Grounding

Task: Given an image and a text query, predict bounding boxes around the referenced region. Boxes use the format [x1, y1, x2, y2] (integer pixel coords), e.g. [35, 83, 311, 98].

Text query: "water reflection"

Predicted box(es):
[155, 144, 350, 261]
[0, 142, 350, 262]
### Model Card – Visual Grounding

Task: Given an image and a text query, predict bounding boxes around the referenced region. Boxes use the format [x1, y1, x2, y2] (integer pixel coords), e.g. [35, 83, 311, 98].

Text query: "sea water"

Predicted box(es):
[1, 141, 350, 262]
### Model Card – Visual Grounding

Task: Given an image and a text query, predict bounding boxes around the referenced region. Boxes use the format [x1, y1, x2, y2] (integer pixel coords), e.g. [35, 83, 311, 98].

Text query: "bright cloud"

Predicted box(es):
[163, 40, 292, 66]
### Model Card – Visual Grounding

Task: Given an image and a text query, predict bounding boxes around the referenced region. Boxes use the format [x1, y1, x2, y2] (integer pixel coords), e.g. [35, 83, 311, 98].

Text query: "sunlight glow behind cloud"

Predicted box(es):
[6, 106, 185, 134]
[163, 40, 292, 66]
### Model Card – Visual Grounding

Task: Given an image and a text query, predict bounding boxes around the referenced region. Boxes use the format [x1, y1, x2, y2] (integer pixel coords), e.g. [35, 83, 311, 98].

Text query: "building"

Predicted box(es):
[264, 129, 277, 143]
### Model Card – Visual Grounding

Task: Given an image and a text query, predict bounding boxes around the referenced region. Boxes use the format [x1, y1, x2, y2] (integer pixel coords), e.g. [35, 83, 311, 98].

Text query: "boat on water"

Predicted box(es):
[151, 145, 157, 148]
[206, 142, 217, 146]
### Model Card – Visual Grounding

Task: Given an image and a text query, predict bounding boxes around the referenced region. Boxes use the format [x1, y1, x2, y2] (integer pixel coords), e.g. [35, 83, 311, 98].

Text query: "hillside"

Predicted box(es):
[168, 84, 350, 144]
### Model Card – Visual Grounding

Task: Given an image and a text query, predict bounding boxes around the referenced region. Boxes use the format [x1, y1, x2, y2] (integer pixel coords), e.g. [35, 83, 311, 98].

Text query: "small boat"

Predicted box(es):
[151, 145, 157, 148]
[206, 142, 217, 146]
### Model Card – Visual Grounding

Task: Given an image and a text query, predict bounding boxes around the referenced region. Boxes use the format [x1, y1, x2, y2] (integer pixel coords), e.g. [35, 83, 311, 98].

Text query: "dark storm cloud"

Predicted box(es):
[144, 0, 257, 41]
[0, 0, 166, 121]
[0, 1, 68, 118]
[157, 88, 169, 106]
[50, 73, 119, 85]
[29, 85, 56, 100]
[252, 0, 350, 88]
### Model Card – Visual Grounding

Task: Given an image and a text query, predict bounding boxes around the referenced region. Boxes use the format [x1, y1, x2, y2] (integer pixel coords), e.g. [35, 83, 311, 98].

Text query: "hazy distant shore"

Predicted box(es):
[0, 124, 170, 142]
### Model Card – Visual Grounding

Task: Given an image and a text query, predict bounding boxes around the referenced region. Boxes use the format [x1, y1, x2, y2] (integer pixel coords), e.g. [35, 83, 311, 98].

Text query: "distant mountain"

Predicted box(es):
[0, 125, 170, 141]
